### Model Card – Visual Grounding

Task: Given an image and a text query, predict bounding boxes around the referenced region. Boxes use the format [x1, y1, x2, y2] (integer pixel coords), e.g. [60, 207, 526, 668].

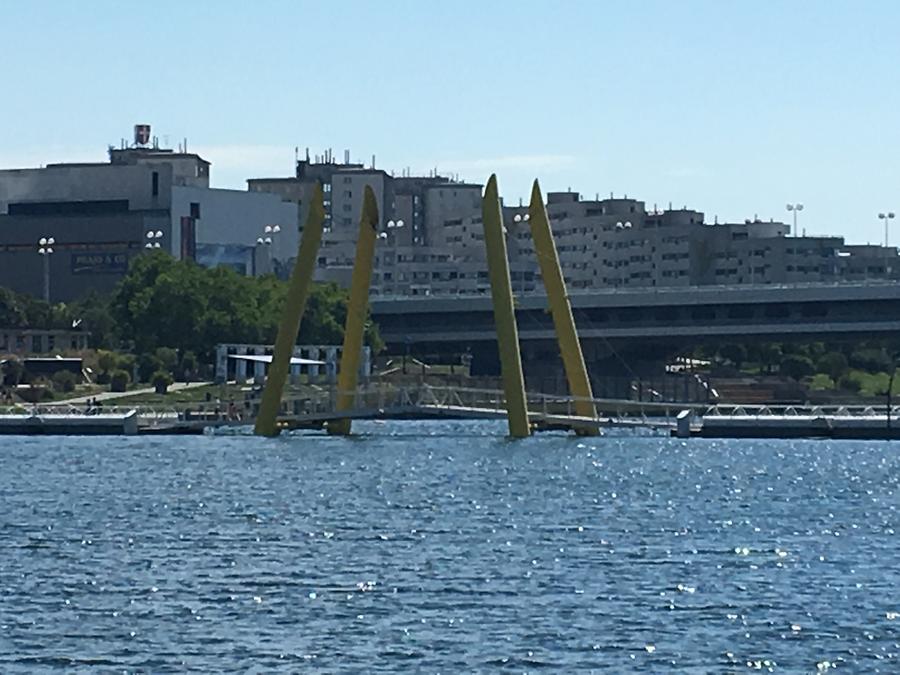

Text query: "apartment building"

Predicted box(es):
[371, 189, 899, 296]
[249, 151, 482, 287]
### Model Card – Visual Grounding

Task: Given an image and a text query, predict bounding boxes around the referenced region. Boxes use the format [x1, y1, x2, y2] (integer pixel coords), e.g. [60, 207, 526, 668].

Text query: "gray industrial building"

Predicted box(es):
[2, 133, 896, 304]
[0, 127, 297, 302]
[249, 152, 899, 298]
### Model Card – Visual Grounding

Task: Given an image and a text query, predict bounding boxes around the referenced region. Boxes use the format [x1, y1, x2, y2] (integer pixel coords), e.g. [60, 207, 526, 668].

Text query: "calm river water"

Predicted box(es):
[1, 421, 899, 673]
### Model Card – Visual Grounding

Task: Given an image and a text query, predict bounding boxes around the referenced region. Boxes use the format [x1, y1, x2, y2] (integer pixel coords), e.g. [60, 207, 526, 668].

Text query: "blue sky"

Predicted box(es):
[3, 1, 899, 243]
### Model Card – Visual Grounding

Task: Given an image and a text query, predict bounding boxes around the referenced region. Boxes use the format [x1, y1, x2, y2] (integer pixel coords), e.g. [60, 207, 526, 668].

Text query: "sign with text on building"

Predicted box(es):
[71, 252, 129, 274]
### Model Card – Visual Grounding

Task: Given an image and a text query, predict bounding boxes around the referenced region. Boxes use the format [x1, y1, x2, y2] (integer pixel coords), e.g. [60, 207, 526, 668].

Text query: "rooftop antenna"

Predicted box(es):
[305, 147, 310, 162]
[344, 149, 350, 164]
[372, 154, 376, 169]
[294, 146, 299, 165]
[183, 138, 188, 153]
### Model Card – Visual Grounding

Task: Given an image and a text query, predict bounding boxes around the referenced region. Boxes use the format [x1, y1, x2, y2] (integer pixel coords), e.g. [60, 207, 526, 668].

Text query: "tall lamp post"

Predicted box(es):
[37, 237, 54, 303]
[383, 219, 404, 295]
[786, 203, 803, 237]
[512, 212, 531, 294]
[878, 211, 895, 248]
[255, 224, 281, 275]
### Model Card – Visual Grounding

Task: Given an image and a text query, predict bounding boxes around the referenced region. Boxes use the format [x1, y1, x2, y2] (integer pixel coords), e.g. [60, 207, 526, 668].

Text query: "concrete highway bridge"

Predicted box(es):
[370, 282, 900, 376]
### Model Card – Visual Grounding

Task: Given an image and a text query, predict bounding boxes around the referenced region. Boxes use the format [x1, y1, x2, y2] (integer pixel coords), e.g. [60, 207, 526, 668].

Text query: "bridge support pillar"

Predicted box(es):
[327, 186, 380, 436]
[254, 184, 326, 437]
[529, 180, 597, 435]
[482, 174, 530, 438]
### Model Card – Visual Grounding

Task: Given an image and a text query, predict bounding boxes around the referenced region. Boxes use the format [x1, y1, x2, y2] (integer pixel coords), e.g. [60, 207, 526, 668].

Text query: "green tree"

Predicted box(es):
[780, 354, 815, 380]
[108, 251, 383, 364]
[849, 347, 892, 373]
[809, 373, 835, 391]
[151, 370, 173, 394]
[749, 342, 782, 374]
[109, 369, 130, 393]
[0, 287, 27, 327]
[816, 352, 849, 381]
[719, 343, 747, 370]
[51, 370, 79, 393]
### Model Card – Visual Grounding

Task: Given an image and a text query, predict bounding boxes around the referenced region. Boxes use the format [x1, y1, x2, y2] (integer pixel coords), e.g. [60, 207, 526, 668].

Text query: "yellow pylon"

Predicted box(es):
[482, 174, 531, 438]
[327, 186, 380, 436]
[255, 184, 326, 437]
[528, 180, 597, 435]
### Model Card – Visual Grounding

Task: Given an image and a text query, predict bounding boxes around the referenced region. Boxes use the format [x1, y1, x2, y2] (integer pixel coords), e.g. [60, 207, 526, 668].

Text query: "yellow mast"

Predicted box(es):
[254, 184, 326, 437]
[327, 185, 379, 436]
[528, 180, 597, 435]
[482, 174, 531, 438]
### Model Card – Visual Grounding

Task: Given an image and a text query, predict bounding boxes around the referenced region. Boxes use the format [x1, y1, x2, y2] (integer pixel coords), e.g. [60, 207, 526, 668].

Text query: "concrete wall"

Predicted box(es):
[171, 186, 299, 265]
[0, 164, 173, 214]
[0, 212, 167, 301]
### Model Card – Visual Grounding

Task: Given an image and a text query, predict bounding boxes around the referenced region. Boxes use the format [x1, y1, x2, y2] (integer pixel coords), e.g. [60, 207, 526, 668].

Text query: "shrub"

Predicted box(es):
[838, 373, 862, 393]
[780, 354, 815, 380]
[849, 348, 893, 373]
[51, 370, 79, 393]
[155, 347, 178, 372]
[151, 370, 173, 395]
[809, 373, 834, 391]
[109, 369, 130, 393]
[17, 386, 53, 403]
[138, 353, 162, 383]
[816, 352, 848, 381]
[178, 351, 198, 382]
[1, 359, 24, 387]
[97, 350, 119, 375]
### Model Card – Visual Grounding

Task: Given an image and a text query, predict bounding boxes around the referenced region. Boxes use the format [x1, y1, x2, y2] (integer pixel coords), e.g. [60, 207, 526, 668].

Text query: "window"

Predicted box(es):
[151, 171, 159, 197]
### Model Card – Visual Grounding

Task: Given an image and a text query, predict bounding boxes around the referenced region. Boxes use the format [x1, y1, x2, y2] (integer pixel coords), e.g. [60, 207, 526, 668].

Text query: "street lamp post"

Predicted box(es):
[786, 203, 803, 238]
[37, 237, 55, 303]
[255, 224, 281, 275]
[512, 212, 531, 294]
[878, 211, 895, 248]
[383, 219, 405, 295]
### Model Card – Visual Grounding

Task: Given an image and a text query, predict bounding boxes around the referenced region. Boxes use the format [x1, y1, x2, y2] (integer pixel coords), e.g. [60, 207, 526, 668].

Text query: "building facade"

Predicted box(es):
[249, 151, 482, 288]
[373, 190, 900, 296]
[0, 130, 298, 301]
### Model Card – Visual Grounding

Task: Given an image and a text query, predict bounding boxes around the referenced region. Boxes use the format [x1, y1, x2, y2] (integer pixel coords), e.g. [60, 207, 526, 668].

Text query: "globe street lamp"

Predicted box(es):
[37, 236, 54, 303]
[786, 203, 803, 237]
[255, 224, 282, 276]
[256, 224, 281, 246]
[145, 230, 164, 249]
[879, 211, 895, 248]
